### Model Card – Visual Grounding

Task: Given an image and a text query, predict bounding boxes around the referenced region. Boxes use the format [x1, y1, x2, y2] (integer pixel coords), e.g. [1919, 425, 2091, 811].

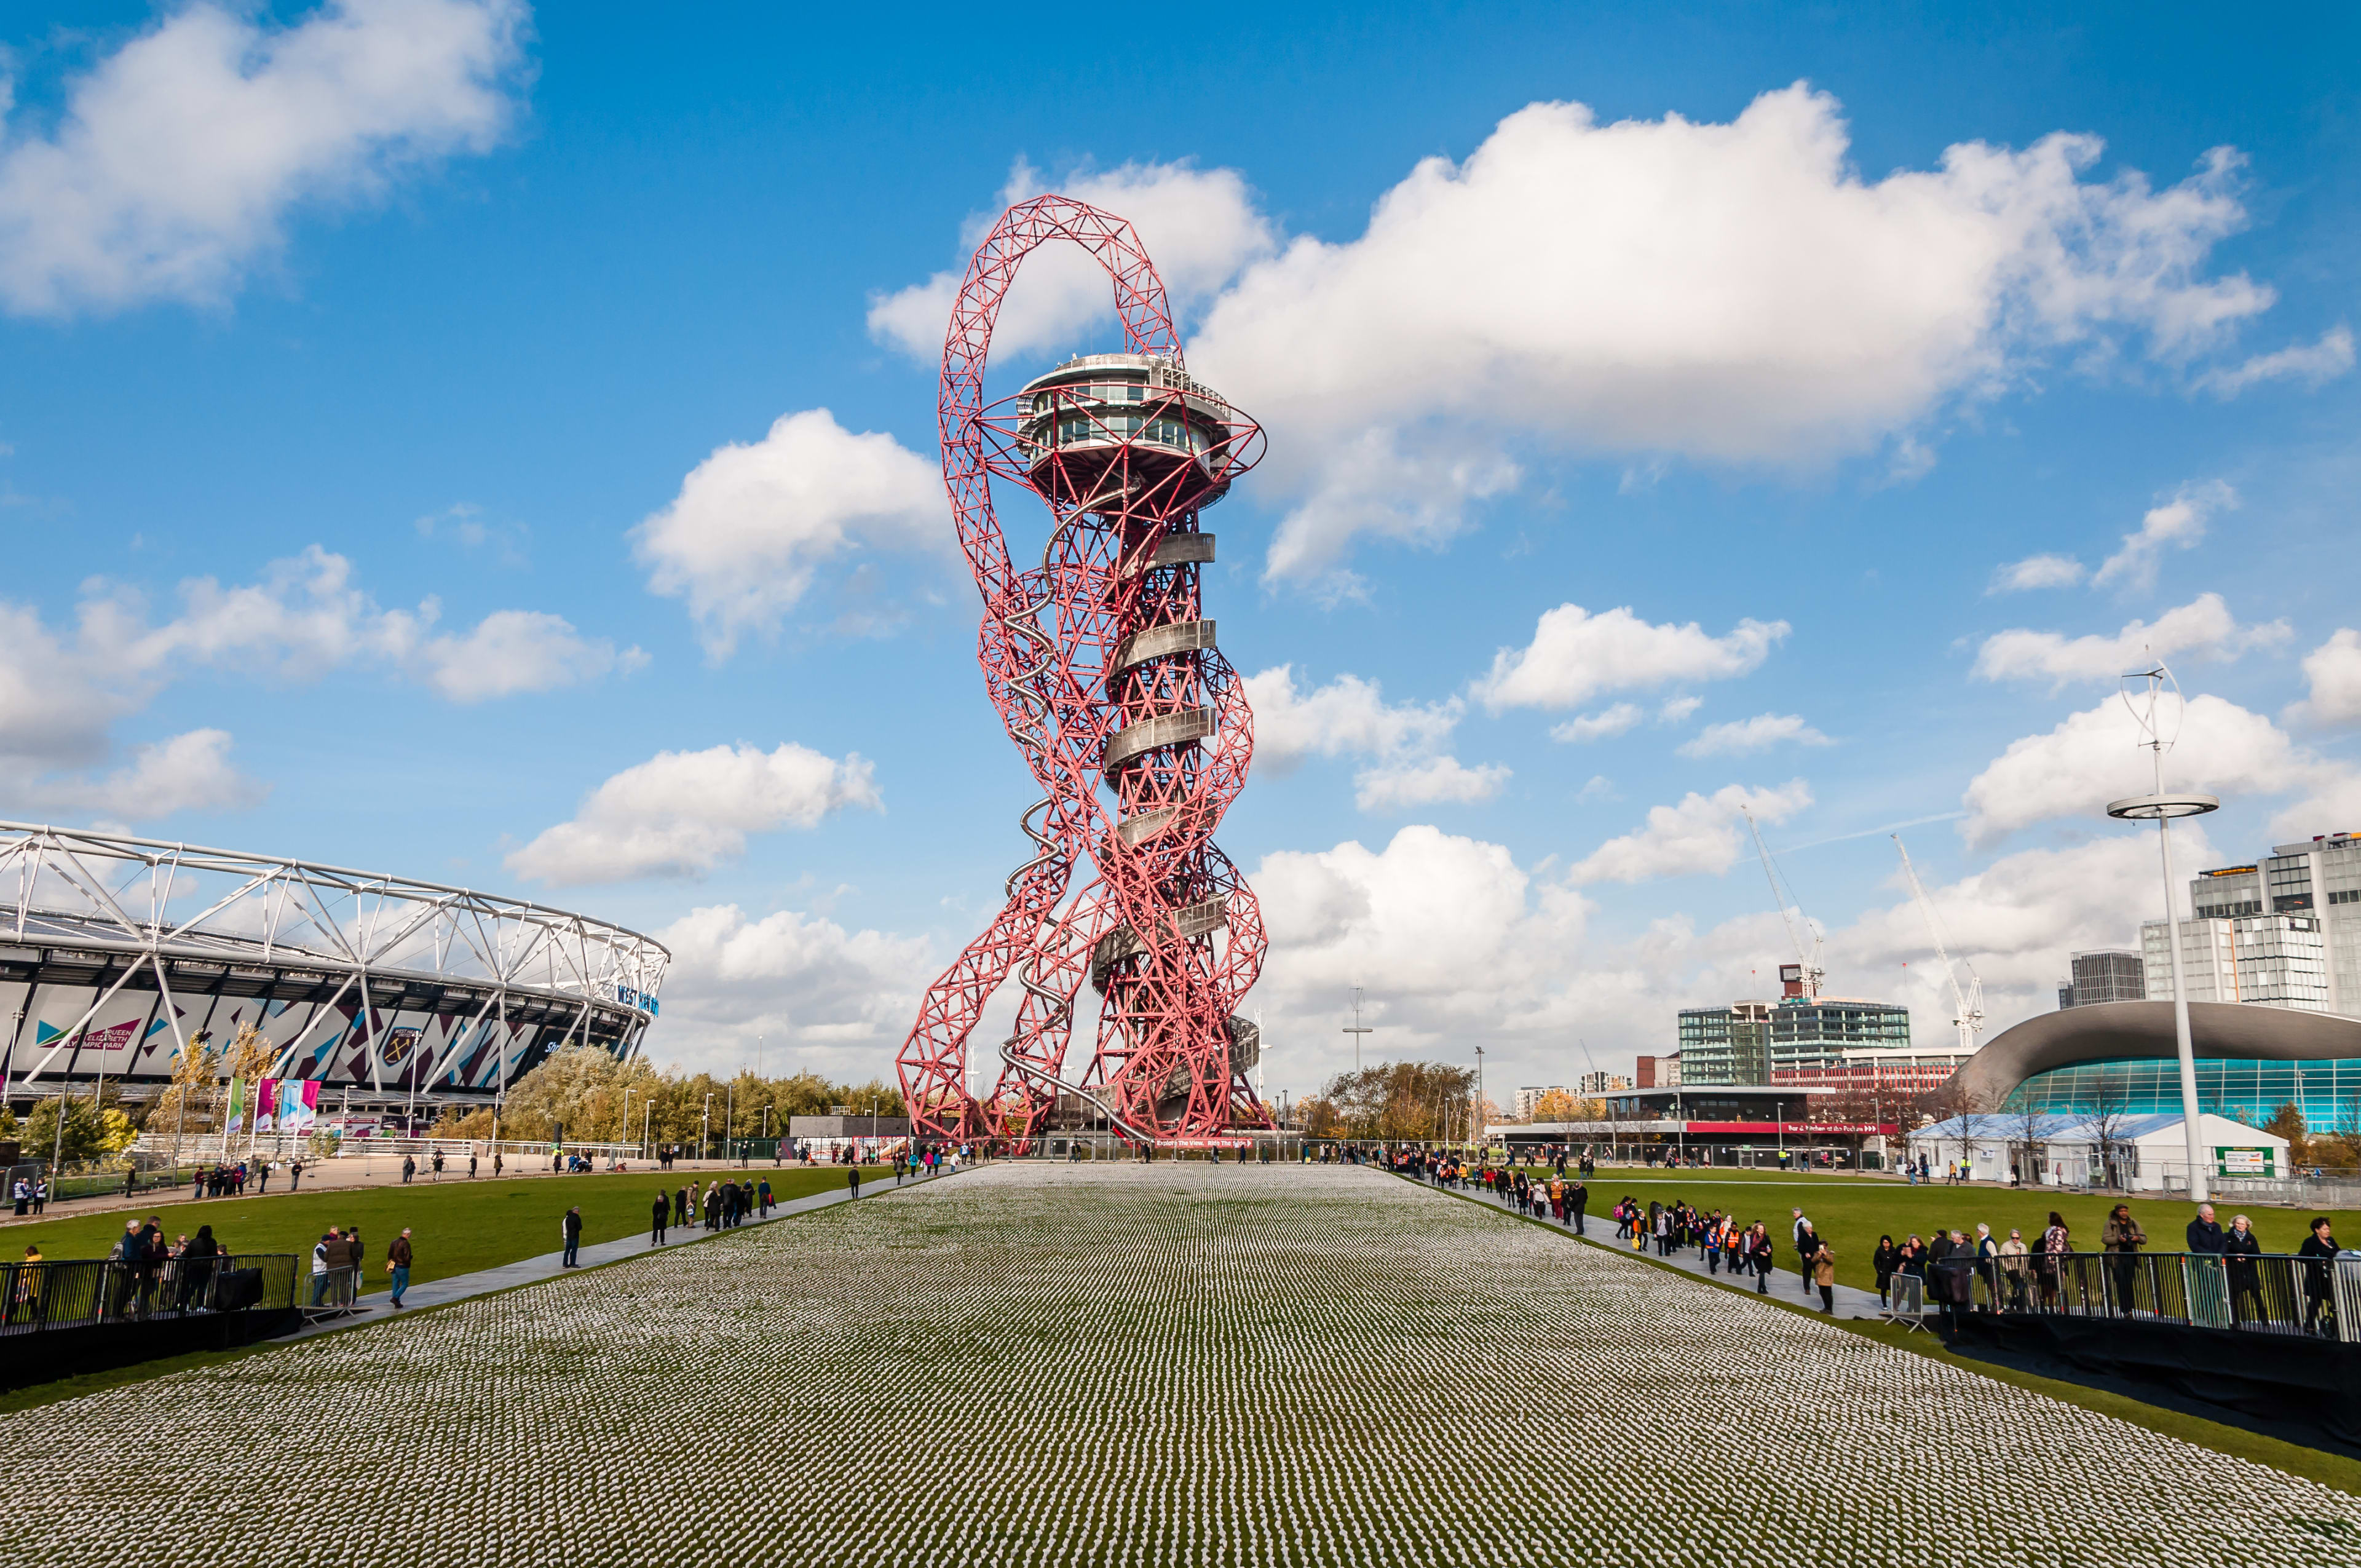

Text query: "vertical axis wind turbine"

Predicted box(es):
[1891, 835, 1984, 1056]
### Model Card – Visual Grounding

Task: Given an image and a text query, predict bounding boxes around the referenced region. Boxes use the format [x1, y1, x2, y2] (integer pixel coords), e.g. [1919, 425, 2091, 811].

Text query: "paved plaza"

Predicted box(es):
[7, 1163, 2360, 1566]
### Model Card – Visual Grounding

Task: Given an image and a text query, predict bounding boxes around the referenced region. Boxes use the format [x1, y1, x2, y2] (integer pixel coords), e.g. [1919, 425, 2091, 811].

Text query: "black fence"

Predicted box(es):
[0, 1253, 298, 1337]
[1924, 1249, 2355, 1340]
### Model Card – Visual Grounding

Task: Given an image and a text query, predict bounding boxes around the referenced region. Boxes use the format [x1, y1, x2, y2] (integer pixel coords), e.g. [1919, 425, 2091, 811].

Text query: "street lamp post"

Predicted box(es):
[1342, 987, 1373, 1074]
[2108, 660, 2219, 1205]
[621, 1088, 633, 1166]
[642, 1098, 652, 1163]
[701, 1093, 712, 1164]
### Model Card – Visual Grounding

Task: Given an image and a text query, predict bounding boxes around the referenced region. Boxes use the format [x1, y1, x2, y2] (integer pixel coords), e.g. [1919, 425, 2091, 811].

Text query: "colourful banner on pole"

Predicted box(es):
[224, 1078, 247, 1137]
[281, 1079, 320, 1134]
[253, 1079, 280, 1134]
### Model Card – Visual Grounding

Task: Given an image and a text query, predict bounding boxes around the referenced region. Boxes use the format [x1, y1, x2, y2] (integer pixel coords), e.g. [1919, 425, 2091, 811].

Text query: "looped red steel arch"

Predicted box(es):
[893, 196, 1273, 1148]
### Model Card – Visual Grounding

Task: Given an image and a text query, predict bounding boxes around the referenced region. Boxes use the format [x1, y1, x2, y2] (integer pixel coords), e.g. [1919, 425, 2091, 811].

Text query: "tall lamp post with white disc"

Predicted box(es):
[2106, 661, 2218, 1203]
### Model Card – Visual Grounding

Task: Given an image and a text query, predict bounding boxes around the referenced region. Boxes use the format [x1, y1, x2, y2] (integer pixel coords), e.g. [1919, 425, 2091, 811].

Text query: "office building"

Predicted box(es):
[2057, 949, 2145, 1010]
[2140, 914, 2330, 1012]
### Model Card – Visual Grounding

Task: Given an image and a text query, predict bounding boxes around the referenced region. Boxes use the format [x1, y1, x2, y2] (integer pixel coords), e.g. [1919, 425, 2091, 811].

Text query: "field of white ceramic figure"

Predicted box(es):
[6, 1162, 2359, 1567]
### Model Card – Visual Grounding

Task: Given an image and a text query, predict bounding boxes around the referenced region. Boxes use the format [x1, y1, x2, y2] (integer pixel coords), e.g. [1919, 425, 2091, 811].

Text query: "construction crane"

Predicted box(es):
[1742, 807, 1823, 999]
[1892, 834, 1985, 1055]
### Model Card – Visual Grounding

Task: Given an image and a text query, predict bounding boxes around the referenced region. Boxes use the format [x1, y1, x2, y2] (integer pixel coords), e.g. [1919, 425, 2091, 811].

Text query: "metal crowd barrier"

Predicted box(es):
[1921, 1250, 2359, 1342]
[0, 1253, 298, 1336]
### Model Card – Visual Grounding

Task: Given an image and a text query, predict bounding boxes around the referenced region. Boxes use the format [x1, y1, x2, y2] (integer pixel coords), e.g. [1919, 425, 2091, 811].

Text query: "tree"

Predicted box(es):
[2263, 1101, 2309, 1168]
[151, 1034, 223, 1162]
[26, 1094, 135, 1167]
[1530, 1089, 1585, 1123]
[2079, 1071, 2136, 1190]
[1317, 1061, 1477, 1143]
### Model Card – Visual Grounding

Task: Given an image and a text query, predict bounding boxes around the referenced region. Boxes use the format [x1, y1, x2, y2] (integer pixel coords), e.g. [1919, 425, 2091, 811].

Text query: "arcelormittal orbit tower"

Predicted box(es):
[895, 197, 1271, 1147]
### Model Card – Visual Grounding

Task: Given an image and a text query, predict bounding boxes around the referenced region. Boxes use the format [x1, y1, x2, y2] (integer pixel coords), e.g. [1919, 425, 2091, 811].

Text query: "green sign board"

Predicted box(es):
[2213, 1146, 2276, 1178]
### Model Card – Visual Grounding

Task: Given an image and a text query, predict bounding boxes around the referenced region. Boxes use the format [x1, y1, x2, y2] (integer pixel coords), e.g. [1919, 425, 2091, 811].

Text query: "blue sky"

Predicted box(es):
[4, 1, 2358, 1096]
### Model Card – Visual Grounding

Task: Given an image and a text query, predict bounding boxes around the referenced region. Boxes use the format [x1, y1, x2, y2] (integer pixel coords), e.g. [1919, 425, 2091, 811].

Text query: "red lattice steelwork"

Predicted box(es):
[894, 196, 1271, 1147]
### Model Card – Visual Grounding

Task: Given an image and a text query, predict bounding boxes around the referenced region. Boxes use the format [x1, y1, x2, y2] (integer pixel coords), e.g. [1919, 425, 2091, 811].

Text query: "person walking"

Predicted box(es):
[2300, 1216, 2340, 1337]
[1809, 1238, 1837, 1313]
[848, 1163, 861, 1200]
[2101, 1202, 2146, 1315]
[561, 1205, 583, 1267]
[289, 1158, 304, 1191]
[2186, 1203, 2225, 1254]
[1998, 1229, 2030, 1310]
[2221, 1214, 2264, 1324]
[387, 1229, 413, 1309]
[1567, 1176, 1588, 1236]
[1872, 1235, 1899, 1308]
[651, 1190, 670, 1245]
[1747, 1224, 1775, 1293]
[175, 1224, 219, 1314]
[757, 1177, 772, 1218]
[1790, 1210, 1815, 1297]
[400, 1154, 416, 1184]
[674, 1186, 688, 1230]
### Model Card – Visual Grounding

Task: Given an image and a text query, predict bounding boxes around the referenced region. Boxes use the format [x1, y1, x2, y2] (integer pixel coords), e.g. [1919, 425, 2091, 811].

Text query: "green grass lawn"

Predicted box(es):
[1513, 1165, 2359, 1293]
[0, 1163, 895, 1288]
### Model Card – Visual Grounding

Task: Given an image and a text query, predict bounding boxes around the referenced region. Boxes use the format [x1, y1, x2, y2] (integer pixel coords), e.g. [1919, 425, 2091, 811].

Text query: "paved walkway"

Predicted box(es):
[285, 1164, 965, 1340]
[1, 1157, 888, 1230]
[1431, 1174, 1905, 1322]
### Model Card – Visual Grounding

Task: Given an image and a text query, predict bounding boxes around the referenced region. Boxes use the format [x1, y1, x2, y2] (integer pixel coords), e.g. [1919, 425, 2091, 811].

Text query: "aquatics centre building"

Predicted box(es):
[1945, 998, 2361, 1132]
[0, 823, 666, 1111]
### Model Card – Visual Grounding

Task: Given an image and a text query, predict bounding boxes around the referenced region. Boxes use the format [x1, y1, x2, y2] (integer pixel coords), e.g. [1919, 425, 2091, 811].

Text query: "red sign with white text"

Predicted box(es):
[1680, 1122, 1897, 1136]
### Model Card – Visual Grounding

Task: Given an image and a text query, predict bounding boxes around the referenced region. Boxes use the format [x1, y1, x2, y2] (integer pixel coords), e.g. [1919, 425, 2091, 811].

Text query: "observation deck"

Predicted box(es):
[1012, 353, 1248, 511]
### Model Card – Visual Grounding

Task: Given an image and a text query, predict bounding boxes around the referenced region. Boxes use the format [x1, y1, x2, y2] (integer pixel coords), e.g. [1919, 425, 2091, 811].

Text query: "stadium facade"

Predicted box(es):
[0, 823, 666, 1109]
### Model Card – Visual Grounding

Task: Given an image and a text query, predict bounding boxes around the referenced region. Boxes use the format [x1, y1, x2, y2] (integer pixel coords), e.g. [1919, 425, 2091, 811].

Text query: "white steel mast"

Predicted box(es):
[1891, 834, 1985, 1056]
[1743, 807, 1823, 999]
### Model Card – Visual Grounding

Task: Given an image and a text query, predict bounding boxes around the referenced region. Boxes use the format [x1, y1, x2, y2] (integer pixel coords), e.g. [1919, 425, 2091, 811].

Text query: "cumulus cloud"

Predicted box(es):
[506, 742, 882, 885]
[1188, 85, 2276, 580]
[633, 409, 943, 659]
[1972, 592, 2288, 689]
[0, 546, 633, 823]
[416, 610, 648, 702]
[1243, 817, 2225, 1091]
[0, 0, 527, 316]
[869, 158, 1275, 361]
[1675, 713, 1831, 757]
[1353, 756, 1513, 812]
[2091, 480, 2236, 590]
[1961, 692, 2304, 847]
[1566, 780, 1812, 885]
[2196, 326, 2355, 398]
[1475, 603, 1787, 712]
[1243, 667, 1460, 769]
[24, 728, 266, 819]
[647, 902, 934, 1077]
[1549, 704, 1643, 743]
[1989, 553, 2086, 593]
[1243, 664, 1506, 813]
[2282, 629, 2361, 732]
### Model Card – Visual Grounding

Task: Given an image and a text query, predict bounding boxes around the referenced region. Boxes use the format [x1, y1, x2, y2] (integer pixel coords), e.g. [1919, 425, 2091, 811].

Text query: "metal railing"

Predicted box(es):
[0, 1253, 297, 1336]
[1924, 1249, 2361, 1342]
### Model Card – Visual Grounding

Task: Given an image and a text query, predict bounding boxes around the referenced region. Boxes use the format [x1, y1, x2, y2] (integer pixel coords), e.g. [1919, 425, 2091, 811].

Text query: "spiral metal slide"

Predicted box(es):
[892, 197, 1273, 1147]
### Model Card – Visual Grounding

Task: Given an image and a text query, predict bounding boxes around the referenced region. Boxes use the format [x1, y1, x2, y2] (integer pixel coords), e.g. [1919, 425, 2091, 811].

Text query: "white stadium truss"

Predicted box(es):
[0, 823, 668, 1103]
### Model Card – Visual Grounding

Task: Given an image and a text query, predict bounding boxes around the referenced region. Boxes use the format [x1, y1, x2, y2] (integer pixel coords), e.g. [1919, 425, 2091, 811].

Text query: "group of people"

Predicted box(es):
[8, 1174, 49, 1215]
[1866, 1202, 2346, 1336]
[1607, 1199, 1832, 1307]
[648, 1176, 778, 1244]
[398, 1149, 475, 1182]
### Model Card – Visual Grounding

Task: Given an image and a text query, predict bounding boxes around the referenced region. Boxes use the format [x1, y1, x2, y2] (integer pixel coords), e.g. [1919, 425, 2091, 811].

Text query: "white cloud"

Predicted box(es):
[1676, 713, 1832, 757]
[1353, 756, 1512, 812]
[1243, 664, 1505, 813]
[1576, 775, 1618, 803]
[869, 159, 1275, 361]
[1972, 592, 2288, 689]
[0, 0, 527, 316]
[2287, 630, 2361, 731]
[1253, 826, 1591, 1045]
[1567, 780, 1812, 885]
[633, 409, 943, 659]
[415, 609, 646, 702]
[646, 902, 933, 1077]
[1190, 85, 2275, 580]
[28, 728, 266, 819]
[1549, 703, 1643, 743]
[1961, 692, 2304, 847]
[1656, 695, 1704, 724]
[2197, 326, 2355, 398]
[1475, 603, 1787, 711]
[506, 742, 882, 885]
[2092, 480, 2236, 589]
[0, 547, 630, 822]
[1989, 553, 2086, 593]
[1243, 666, 1460, 769]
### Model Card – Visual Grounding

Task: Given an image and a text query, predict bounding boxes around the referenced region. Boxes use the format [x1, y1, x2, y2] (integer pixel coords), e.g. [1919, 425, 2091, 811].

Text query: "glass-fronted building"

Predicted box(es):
[1677, 996, 1910, 1085]
[2005, 1053, 2361, 1133]
[2058, 949, 2144, 1010]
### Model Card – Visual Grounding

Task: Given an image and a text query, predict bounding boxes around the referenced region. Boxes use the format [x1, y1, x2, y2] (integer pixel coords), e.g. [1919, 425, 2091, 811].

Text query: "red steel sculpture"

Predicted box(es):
[894, 196, 1271, 1147]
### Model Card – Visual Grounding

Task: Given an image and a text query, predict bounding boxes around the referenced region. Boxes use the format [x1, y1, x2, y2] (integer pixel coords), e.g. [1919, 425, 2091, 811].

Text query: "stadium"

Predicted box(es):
[0, 822, 666, 1114]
